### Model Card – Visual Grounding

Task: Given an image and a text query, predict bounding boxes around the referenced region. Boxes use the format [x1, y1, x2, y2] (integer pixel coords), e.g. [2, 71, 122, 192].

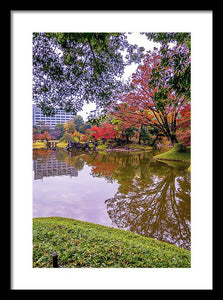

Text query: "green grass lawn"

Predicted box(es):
[154, 145, 190, 162]
[33, 217, 190, 268]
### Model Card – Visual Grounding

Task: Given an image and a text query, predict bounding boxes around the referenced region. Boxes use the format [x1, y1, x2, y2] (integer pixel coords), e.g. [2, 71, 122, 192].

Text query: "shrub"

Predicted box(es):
[174, 142, 187, 152]
[59, 132, 74, 143]
[97, 143, 108, 150]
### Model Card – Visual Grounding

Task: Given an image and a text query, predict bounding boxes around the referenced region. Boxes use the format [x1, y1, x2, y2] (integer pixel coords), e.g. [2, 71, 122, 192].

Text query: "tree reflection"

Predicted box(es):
[80, 151, 190, 249]
[83, 152, 153, 188]
[33, 149, 190, 249]
[105, 160, 190, 249]
[33, 148, 51, 160]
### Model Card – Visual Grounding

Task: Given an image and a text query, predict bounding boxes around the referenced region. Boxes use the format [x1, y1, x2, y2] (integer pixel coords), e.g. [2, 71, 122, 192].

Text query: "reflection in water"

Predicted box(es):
[105, 161, 190, 250]
[33, 156, 78, 179]
[33, 149, 190, 249]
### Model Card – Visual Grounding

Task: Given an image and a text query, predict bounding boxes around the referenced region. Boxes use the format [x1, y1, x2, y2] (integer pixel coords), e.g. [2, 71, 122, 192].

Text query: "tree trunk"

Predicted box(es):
[169, 115, 178, 145]
[170, 134, 178, 145]
[126, 134, 129, 143]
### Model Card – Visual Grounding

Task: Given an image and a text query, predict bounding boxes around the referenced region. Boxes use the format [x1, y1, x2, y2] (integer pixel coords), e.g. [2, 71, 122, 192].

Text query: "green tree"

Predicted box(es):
[142, 32, 191, 101]
[73, 115, 84, 131]
[33, 32, 144, 115]
[55, 123, 65, 136]
[59, 132, 74, 143]
[64, 119, 76, 134]
[78, 122, 91, 134]
[143, 32, 191, 49]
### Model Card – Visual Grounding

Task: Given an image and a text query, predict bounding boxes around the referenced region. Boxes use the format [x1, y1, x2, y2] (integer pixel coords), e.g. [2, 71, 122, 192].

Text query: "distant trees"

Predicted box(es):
[59, 116, 86, 142]
[33, 131, 51, 142]
[73, 115, 84, 131]
[64, 119, 76, 134]
[33, 115, 91, 143]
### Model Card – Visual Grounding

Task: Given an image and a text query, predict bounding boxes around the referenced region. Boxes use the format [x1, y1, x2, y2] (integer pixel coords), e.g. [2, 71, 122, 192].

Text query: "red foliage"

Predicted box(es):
[33, 131, 52, 141]
[176, 104, 191, 146]
[33, 149, 51, 159]
[88, 123, 118, 141]
[109, 46, 190, 145]
[83, 154, 120, 176]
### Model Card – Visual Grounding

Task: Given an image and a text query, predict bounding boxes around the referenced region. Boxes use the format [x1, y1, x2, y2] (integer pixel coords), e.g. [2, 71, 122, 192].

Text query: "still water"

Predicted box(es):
[33, 149, 191, 250]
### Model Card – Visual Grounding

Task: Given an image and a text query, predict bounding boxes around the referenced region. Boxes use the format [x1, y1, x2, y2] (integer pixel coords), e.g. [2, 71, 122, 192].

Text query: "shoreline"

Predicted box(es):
[105, 147, 152, 152]
[153, 157, 190, 163]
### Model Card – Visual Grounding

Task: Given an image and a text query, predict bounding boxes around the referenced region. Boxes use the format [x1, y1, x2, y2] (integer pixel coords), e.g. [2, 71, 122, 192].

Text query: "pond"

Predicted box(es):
[33, 148, 191, 250]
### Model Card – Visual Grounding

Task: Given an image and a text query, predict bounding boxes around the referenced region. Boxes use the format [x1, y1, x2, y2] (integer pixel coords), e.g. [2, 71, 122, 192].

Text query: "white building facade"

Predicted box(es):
[33, 105, 75, 128]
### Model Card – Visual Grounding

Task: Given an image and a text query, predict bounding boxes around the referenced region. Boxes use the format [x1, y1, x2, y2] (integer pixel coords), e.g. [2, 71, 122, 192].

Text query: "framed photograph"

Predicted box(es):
[11, 10, 213, 290]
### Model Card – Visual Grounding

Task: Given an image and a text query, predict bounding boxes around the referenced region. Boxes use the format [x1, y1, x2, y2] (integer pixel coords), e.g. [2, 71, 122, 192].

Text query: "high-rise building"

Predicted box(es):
[33, 104, 75, 128]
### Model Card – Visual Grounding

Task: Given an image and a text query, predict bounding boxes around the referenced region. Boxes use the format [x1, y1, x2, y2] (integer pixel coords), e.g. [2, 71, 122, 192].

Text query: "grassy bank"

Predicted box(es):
[154, 144, 190, 162]
[56, 141, 68, 148]
[33, 141, 47, 149]
[33, 217, 190, 268]
[97, 143, 154, 153]
[33, 140, 68, 149]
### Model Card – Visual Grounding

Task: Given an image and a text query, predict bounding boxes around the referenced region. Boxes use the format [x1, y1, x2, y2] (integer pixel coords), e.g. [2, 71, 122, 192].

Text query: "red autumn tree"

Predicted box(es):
[34, 131, 51, 142]
[109, 44, 190, 145]
[176, 104, 191, 146]
[88, 123, 118, 141]
[33, 133, 40, 141]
